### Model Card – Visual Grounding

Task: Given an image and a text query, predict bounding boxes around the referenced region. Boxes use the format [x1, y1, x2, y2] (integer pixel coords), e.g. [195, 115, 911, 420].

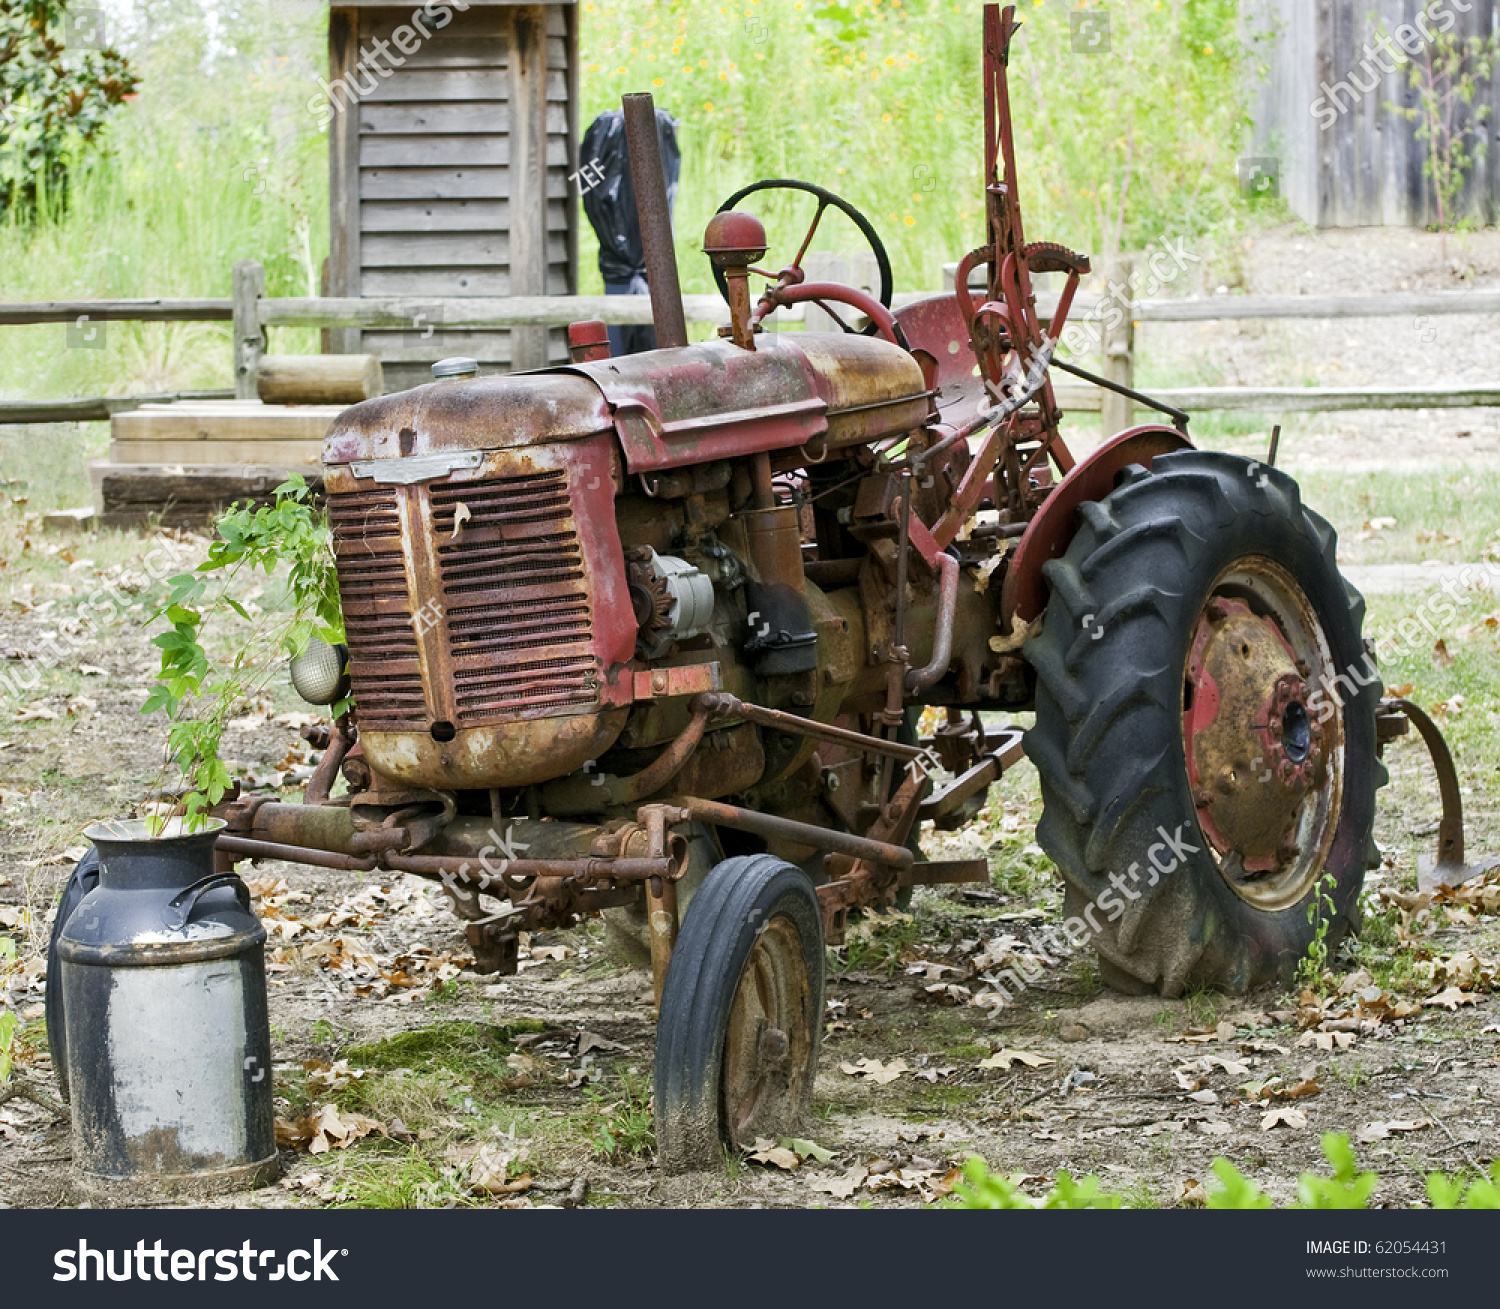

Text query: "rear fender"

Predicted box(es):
[1000, 424, 1193, 630]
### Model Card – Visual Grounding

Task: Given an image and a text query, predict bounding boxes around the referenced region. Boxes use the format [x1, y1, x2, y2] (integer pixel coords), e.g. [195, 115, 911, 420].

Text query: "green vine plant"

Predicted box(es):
[1296, 868, 1339, 997]
[142, 475, 346, 832]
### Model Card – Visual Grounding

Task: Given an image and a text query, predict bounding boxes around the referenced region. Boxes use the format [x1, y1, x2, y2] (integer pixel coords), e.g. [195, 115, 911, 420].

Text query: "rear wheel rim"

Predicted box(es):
[720, 917, 813, 1147]
[1182, 555, 1346, 912]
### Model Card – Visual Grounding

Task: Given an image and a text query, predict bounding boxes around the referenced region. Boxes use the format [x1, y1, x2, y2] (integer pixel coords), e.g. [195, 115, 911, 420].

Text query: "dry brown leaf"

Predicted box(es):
[277, 1103, 384, 1154]
[1355, 1119, 1431, 1144]
[748, 1139, 801, 1171]
[840, 1057, 908, 1084]
[1426, 986, 1480, 1010]
[1260, 1106, 1308, 1131]
[1179, 1177, 1208, 1206]
[978, 1048, 1054, 1070]
[809, 1166, 869, 1199]
[576, 1030, 628, 1056]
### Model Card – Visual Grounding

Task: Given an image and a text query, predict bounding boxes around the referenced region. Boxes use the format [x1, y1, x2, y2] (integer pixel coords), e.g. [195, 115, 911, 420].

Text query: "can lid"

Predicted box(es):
[431, 356, 480, 379]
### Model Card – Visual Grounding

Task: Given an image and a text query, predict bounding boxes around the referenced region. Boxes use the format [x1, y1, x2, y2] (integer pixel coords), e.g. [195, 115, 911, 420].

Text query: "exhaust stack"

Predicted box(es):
[622, 92, 689, 349]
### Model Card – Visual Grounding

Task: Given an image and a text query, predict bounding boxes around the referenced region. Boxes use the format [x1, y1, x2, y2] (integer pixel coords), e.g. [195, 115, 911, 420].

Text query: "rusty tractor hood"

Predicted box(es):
[323, 333, 928, 472]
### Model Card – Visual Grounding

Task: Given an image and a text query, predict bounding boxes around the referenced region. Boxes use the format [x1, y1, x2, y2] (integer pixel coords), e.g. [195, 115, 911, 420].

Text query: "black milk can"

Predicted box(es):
[56, 818, 277, 1198]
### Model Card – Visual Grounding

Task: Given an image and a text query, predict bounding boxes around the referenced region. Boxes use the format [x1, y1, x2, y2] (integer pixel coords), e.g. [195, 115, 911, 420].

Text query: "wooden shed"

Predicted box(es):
[326, 0, 580, 389]
[1247, 0, 1500, 228]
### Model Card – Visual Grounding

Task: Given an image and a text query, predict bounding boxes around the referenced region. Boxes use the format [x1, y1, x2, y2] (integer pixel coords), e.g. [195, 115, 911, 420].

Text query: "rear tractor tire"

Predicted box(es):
[654, 855, 824, 1172]
[1023, 450, 1384, 995]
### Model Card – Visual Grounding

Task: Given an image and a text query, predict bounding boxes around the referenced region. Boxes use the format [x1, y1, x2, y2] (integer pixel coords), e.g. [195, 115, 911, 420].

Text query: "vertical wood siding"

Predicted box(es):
[1248, 0, 1498, 228]
[328, 4, 576, 389]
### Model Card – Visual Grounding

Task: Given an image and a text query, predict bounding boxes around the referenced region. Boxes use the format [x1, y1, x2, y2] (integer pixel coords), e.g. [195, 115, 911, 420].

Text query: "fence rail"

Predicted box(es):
[2, 273, 1496, 425]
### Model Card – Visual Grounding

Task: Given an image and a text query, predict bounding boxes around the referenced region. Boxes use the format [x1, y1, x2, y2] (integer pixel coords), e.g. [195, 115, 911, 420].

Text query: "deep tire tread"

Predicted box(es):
[1022, 451, 1384, 994]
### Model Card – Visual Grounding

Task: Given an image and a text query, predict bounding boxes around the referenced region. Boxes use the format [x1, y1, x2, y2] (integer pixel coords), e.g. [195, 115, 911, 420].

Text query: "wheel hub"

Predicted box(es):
[1184, 595, 1328, 882]
[721, 920, 811, 1146]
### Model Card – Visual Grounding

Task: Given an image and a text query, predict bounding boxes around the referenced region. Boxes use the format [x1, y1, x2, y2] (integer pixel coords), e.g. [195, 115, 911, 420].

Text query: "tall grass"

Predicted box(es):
[0, 0, 328, 401]
[0, 0, 1255, 403]
[578, 0, 1256, 295]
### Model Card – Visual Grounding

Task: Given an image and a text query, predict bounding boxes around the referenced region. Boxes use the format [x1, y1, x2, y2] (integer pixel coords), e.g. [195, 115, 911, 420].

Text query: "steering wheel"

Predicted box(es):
[711, 179, 894, 336]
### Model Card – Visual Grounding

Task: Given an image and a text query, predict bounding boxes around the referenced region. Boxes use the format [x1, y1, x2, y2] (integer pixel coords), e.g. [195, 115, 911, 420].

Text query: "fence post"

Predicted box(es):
[1100, 255, 1134, 437]
[233, 260, 266, 400]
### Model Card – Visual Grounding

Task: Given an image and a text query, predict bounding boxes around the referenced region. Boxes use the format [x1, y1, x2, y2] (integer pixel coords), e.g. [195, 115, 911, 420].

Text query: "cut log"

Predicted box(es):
[255, 354, 384, 404]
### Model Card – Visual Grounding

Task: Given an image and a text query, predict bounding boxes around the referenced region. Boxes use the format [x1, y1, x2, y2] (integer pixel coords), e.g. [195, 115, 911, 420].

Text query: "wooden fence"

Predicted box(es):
[3, 255, 1499, 432]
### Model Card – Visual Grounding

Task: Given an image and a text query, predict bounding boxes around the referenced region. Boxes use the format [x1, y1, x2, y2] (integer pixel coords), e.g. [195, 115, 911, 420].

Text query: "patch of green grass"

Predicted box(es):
[344, 1020, 543, 1073]
[903, 1081, 986, 1120]
[1184, 987, 1221, 1028]
[1297, 468, 1500, 567]
[584, 1069, 655, 1162]
[335, 1144, 478, 1211]
[334, 1020, 553, 1136]
[829, 909, 923, 977]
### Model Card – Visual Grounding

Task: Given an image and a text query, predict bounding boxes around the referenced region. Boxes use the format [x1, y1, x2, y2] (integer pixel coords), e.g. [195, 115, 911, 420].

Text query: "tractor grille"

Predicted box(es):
[328, 468, 598, 732]
[430, 471, 597, 722]
[328, 488, 427, 729]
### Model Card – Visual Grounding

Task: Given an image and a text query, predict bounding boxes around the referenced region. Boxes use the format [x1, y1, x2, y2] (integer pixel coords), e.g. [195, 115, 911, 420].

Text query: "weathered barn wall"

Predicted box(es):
[1248, 0, 1499, 228]
[327, 2, 578, 388]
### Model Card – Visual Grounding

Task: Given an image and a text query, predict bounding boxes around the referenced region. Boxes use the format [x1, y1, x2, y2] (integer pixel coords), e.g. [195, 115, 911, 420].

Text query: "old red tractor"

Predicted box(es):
[139, 5, 1467, 1168]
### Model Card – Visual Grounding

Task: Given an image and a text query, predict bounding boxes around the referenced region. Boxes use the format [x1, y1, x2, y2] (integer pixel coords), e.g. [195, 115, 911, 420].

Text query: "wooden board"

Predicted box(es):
[110, 440, 326, 466]
[90, 461, 326, 529]
[111, 402, 345, 443]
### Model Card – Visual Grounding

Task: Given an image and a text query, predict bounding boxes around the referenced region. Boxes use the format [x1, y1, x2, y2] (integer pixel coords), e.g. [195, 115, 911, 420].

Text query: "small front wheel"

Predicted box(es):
[654, 854, 825, 1173]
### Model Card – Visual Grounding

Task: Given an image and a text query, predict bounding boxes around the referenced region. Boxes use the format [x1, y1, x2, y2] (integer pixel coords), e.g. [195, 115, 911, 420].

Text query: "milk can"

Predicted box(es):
[55, 817, 278, 1197]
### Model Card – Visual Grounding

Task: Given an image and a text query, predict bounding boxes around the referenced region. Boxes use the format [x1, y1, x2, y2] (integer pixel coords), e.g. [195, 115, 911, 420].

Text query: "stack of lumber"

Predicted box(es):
[90, 400, 347, 529]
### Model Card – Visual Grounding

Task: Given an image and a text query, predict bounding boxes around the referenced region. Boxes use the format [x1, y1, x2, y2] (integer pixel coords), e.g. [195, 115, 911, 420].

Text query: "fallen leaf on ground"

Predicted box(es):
[748, 1139, 801, 1170]
[303, 1058, 364, 1097]
[1260, 1106, 1308, 1131]
[840, 1057, 908, 1084]
[914, 1065, 957, 1083]
[1356, 1119, 1431, 1144]
[1179, 1178, 1208, 1206]
[782, 1137, 835, 1163]
[978, 1048, 1054, 1070]
[1426, 986, 1479, 1010]
[810, 1166, 869, 1199]
[576, 1030, 628, 1056]
[276, 1104, 384, 1154]
[1295, 1030, 1355, 1051]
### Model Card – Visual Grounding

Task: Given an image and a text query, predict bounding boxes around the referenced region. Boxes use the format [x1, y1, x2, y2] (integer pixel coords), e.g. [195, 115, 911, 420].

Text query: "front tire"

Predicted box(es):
[1023, 450, 1383, 994]
[654, 854, 824, 1172]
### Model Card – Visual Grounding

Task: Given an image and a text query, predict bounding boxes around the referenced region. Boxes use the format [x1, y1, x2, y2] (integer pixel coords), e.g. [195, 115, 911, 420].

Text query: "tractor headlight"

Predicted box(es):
[289, 637, 350, 706]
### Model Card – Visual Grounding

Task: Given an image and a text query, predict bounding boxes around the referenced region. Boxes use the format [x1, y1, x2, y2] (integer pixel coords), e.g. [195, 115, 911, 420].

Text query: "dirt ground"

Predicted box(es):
[1, 222, 1498, 1210]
